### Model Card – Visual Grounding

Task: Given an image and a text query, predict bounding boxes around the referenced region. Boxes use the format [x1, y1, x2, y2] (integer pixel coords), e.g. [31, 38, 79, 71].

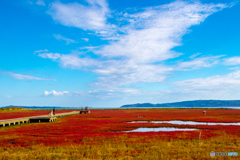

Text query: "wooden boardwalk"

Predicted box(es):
[0, 111, 80, 127]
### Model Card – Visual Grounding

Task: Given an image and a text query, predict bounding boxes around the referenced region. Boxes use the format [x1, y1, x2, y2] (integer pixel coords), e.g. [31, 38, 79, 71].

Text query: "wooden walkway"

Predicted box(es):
[0, 111, 80, 127]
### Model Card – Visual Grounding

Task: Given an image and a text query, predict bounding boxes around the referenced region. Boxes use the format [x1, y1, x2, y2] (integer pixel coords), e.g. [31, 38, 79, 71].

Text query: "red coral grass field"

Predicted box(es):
[1, 109, 240, 159]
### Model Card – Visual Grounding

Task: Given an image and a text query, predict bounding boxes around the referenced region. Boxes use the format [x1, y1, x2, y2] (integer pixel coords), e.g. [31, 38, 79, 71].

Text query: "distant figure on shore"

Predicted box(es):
[53, 108, 55, 115]
[81, 107, 83, 111]
[85, 106, 88, 110]
[203, 110, 206, 115]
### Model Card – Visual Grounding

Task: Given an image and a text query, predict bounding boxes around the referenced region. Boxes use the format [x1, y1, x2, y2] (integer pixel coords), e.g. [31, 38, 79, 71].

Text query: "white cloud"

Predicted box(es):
[81, 38, 89, 42]
[54, 34, 77, 44]
[224, 56, 240, 65]
[47, 0, 110, 30]
[39, 1, 230, 89]
[36, 50, 101, 69]
[166, 69, 240, 100]
[229, 67, 239, 70]
[34, 49, 48, 53]
[93, 61, 173, 87]
[37, 52, 61, 60]
[36, 0, 45, 6]
[42, 88, 139, 99]
[97, 1, 227, 61]
[189, 53, 202, 59]
[2, 71, 57, 81]
[44, 90, 69, 96]
[177, 56, 222, 71]
[60, 54, 100, 69]
[80, 46, 99, 50]
[91, 1, 227, 87]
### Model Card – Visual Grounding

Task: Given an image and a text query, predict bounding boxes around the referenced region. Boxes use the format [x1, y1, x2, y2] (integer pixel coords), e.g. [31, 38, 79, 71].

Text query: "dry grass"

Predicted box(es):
[0, 133, 239, 159]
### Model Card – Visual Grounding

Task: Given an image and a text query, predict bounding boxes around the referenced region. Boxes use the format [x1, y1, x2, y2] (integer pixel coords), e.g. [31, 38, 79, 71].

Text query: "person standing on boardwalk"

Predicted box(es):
[53, 107, 55, 115]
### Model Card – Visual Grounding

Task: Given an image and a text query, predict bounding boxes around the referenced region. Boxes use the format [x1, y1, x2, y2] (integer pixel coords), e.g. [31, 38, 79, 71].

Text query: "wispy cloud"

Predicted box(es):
[44, 90, 69, 96]
[189, 53, 202, 59]
[53, 34, 77, 45]
[93, 61, 173, 87]
[36, 0, 45, 6]
[80, 46, 99, 50]
[81, 38, 89, 42]
[91, 1, 228, 87]
[224, 56, 240, 65]
[2, 71, 57, 81]
[163, 69, 240, 100]
[47, 88, 140, 99]
[87, 88, 140, 98]
[59, 54, 100, 69]
[36, 50, 101, 69]
[177, 56, 223, 71]
[28, 1, 33, 5]
[37, 52, 61, 60]
[47, 0, 110, 31]
[174, 70, 240, 90]
[229, 67, 239, 70]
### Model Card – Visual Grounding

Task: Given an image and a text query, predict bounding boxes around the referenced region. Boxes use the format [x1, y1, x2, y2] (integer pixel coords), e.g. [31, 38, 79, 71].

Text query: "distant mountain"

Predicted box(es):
[120, 100, 240, 108]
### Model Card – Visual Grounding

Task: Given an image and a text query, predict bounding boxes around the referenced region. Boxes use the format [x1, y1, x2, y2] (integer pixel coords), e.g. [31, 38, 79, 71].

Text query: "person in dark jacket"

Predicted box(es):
[53, 107, 55, 115]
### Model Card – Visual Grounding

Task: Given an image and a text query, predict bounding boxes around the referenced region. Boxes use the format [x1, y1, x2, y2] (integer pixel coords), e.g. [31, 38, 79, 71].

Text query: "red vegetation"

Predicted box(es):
[1, 109, 240, 147]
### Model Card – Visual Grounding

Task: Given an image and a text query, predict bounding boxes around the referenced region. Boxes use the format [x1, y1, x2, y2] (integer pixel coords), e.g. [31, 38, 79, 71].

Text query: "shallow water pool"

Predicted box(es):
[125, 127, 197, 132]
[128, 120, 240, 126]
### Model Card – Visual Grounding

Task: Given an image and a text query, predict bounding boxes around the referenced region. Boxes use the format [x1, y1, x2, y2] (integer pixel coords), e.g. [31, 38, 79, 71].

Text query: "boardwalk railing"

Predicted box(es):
[0, 111, 80, 127]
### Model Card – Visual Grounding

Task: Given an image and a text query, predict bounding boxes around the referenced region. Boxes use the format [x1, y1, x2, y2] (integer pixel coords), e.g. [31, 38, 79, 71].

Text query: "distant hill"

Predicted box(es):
[120, 100, 240, 108]
[1, 106, 84, 110]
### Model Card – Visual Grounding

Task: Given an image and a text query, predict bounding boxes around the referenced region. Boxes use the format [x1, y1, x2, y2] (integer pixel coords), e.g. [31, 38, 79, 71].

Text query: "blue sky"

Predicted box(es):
[0, 0, 240, 107]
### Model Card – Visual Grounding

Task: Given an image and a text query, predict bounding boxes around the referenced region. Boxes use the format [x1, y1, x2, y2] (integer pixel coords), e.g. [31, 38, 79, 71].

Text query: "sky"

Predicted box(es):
[0, 0, 240, 108]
